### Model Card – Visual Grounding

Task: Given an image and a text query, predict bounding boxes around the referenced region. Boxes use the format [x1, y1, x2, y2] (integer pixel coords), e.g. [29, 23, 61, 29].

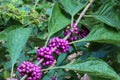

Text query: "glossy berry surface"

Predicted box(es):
[48, 37, 69, 54]
[37, 47, 54, 66]
[17, 61, 42, 80]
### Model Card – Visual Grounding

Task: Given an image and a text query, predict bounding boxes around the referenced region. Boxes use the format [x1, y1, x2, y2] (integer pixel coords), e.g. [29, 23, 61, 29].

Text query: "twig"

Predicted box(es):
[34, 0, 40, 9]
[20, 74, 27, 80]
[52, 47, 57, 52]
[64, 33, 71, 40]
[36, 58, 44, 66]
[10, 65, 14, 80]
[44, 36, 50, 47]
[75, 0, 94, 26]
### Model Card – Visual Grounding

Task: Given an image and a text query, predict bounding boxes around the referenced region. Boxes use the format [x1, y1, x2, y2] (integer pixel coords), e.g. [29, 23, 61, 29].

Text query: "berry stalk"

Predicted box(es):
[64, 32, 71, 40]
[20, 74, 27, 80]
[36, 58, 44, 66]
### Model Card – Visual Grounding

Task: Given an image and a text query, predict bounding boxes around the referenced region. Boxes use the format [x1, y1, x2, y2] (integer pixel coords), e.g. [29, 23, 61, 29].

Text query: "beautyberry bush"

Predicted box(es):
[0, 0, 120, 80]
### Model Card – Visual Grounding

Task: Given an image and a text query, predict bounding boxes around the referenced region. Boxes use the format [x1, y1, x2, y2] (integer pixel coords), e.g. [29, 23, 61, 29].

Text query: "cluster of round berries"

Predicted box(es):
[17, 37, 69, 79]
[48, 37, 69, 54]
[64, 23, 79, 41]
[64, 23, 89, 41]
[36, 37, 69, 66]
[37, 47, 54, 66]
[17, 23, 89, 79]
[17, 61, 42, 80]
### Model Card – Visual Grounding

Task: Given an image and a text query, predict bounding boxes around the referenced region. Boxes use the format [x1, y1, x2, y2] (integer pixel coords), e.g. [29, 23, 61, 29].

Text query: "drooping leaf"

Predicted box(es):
[70, 25, 120, 44]
[59, 0, 88, 16]
[48, 3, 70, 38]
[55, 59, 120, 80]
[91, 1, 120, 29]
[92, 15, 120, 29]
[6, 27, 32, 66]
[88, 43, 114, 58]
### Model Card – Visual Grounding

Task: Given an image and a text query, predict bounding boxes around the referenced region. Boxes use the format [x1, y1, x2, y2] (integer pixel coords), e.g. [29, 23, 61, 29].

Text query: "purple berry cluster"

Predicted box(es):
[37, 47, 54, 66]
[48, 37, 69, 54]
[79, 27, 89, 38]
[64, 23, 79, 41]
[64, 23, 89, 41]
[17, 61, 42, 80]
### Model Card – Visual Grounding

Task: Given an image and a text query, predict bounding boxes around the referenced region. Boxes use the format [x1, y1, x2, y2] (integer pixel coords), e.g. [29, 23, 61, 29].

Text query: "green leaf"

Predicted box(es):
[59, 0, 88, 16]
[42, 70, 55, 80]
[117, 53, 120, 64]
[70, 25, 120, 44]
[0, 32, 6, 41]
[6, 27, 32, 66]
[48, 3, 70, 38]
[56, 59, 120, 80]
[92, 15, 120, 29]
[90, 76, 110, 80]
[57, 53, 67, 65]
[91, 1, 120, 29]
[0, 25, 21, 41]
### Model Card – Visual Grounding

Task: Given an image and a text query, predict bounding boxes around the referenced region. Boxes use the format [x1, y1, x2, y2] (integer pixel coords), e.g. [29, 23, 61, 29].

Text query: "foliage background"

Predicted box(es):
[0, 0, 120, 80]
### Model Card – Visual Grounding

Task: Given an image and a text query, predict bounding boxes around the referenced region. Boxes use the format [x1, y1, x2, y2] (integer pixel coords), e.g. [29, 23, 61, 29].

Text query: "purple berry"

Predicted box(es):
[64, 23, 89, 41]
[37, 47, 54, 66]
[48, 37, 69, 54]
[17, 61, 42, 80]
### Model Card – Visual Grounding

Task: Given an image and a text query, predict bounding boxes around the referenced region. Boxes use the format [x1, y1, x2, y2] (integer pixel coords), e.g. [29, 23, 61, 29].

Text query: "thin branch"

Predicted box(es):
[20, 74, 27, 80]
[75, 0, 94, 26]
[36, 58, 44, 66]
[64, 33, 71, 40]
[44, 36, 50, 47]
[34, 0, 40, 9]
[10, 65, 14, 80]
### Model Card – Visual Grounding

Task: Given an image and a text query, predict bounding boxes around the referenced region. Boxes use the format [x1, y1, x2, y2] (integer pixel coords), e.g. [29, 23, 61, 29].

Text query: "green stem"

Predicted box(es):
[20, 74, 27, 80]
[71, 16, 74, 27]
[75, 0, 94, 26]
[69, 39, 83, 44]
[10, 65, 14, 80]
[42, 67, 60, 71]
[34, 0, 40, 9]
[84, 15, 93, 17]
[44, 36, 50, 47]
